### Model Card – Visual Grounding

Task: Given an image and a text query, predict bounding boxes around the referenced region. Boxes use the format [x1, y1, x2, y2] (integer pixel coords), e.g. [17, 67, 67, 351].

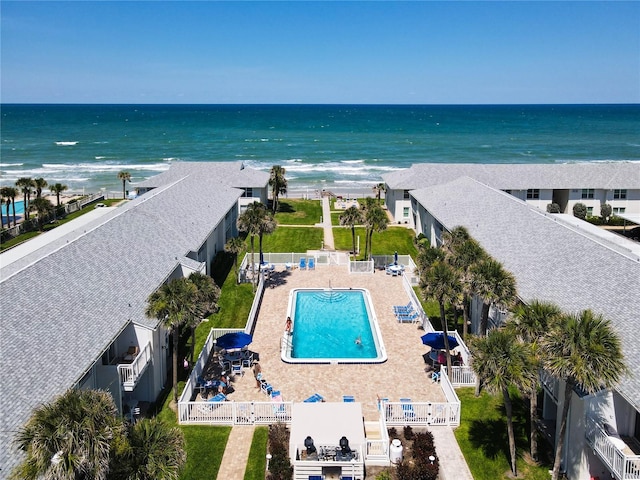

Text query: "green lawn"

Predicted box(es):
[332, 226, 418, 259]
[243, 427, 269, 480]
[455, 388, 553, 480]
[274, 199, 322, 225]
[260, 227, 324, 252]
[180, 426, 232, 480]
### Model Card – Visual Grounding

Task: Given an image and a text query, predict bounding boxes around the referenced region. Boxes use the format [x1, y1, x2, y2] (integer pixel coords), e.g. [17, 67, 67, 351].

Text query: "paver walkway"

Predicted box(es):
[216, 425, 255, 479]
[320, 196, 335, 250]
[431, 427, 474, 480]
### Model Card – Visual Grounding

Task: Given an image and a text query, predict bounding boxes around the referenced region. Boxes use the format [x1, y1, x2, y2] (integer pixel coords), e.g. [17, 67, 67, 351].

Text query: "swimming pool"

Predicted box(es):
[281, 288, 387, 364]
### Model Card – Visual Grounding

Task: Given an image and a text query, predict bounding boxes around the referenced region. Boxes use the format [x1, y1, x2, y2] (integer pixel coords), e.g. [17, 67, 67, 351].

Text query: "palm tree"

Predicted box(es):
[15, 177, 35, 221]
[258, 206, 277, 266]
[6, 186, 18, 226]
[224, 236, 245, 283]
[362, 199, 388, 260]
[1, 197, 4, 229]
[470, 329, 536, 477]
[146, 277, 199, 402]
[119, 418, 186, 480]
[11, 389, 125, 480]
[442, 228, 487, 340]
[373, 182, 386, 202]
[421, 260, 463, 378]
[30, 197, 55, 231]
[237, 202, 266, 287]
[50, 182, 69, 206]
[506, 300, 562, 460]
[185, 272, 220, 361]
[470, 258, 518, 336]
[118, 171, 131, 200]
[542, 310, 626, 480]
[339, 205, 364, 255]
[34, 177, 48, 198]
[269, 165, 287, 213]
[0, 186, 12, 228]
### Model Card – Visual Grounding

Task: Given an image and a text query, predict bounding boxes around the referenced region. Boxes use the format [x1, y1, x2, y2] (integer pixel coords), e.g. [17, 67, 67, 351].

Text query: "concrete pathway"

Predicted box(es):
[215, 425, 256, 479]
[431, 427, 474, 480]
[320, 196, 335, 250]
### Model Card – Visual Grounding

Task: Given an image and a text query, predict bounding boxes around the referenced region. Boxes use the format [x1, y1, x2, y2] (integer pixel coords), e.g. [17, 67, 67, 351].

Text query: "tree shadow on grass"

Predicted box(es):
[468, 416, 511, 461]
[277, 201, 295, 214]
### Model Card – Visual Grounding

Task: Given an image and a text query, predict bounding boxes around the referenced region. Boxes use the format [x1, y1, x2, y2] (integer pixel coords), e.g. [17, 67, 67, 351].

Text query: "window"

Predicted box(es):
[242, 187, 254, 198]
[613, 189, 627, 200]
[613, 207, 626, 214]
[526, 189, 540, 199]
[403, 207, 410, 217]
[403, 190, 410, 199]
[581, 189, 594, 199]
[586, 207, 593, 216]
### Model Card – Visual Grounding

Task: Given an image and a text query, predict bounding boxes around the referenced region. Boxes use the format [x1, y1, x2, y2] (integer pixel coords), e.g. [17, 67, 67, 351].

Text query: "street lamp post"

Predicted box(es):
[265, 453, 272, 472]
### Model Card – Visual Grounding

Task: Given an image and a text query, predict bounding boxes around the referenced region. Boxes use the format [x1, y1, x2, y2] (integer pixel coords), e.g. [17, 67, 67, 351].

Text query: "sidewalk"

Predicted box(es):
[320, 196, 335, 250]
[431, 427, 474, 480]
[215, 425, 256, 479]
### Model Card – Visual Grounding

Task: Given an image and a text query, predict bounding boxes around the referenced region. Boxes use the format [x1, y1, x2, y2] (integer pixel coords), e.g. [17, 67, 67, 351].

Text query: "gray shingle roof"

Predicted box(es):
[382, 162, 640, 190]
[135, 161, 270, 189]
[0, 163, 254, 472]
[411, 177, 640, 410]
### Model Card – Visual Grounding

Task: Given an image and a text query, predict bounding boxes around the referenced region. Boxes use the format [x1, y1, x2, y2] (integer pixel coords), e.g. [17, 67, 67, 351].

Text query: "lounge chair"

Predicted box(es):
[231, 363, 243, 377]
[396, 312, 419, 323]
[123, 345, 139, 362]
[393, 302, 414, 314]
[208, 392, 227, 403]
[299, 257, 307, 269]
[261, 380, 274, 396]
[342, 395, 355, 402]
[303, 393, 324, 403]
[400, 398, 415, 420]
[308, 257, 315, 270]
[308, 476, 324, 480]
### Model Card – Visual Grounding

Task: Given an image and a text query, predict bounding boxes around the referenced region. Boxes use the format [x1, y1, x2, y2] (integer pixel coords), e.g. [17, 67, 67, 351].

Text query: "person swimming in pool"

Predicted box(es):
[355, 335, 362, 345]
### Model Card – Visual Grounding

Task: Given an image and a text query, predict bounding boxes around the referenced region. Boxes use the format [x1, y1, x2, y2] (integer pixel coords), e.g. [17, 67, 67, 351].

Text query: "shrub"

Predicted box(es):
[573, 202, 587, 219]
[267, 423, 292, 480]
[546, 203, 561, 213]
[403, 425, 414, 441]
[601, 203, 612, 223]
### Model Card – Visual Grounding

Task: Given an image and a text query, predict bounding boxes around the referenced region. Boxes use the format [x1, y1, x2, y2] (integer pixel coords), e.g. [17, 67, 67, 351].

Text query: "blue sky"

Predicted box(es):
[1, 1, 639, 104]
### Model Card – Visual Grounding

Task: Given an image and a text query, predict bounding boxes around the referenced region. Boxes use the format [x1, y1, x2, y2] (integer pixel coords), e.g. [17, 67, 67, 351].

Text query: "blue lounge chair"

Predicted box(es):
[393, 302, 414, 313]
[308, 257, 315, 270]
[309, 476, 323, 480]
[303, 393, 324, 403]
[299, 257, 306, 269]
[208, 393, 226, 402]
[396, 312, 419, 323]
[342, 395, 355, 402]
[400, 398, 415, 420]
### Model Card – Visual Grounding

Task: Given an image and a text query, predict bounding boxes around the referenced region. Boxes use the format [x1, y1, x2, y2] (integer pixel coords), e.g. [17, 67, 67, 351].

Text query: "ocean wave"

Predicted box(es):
[95, 156, 107, 160]
[55, 141, 78, 146]
[0, 162, 24, 167]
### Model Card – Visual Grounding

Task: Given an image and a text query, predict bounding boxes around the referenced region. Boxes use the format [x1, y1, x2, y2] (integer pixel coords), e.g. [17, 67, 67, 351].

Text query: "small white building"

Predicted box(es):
[289, 402, 366, 480]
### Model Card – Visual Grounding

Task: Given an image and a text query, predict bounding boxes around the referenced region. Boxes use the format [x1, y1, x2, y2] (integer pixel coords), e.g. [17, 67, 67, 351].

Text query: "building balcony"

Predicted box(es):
[585, 416, 640, 480]
[117, 342, 152, 392]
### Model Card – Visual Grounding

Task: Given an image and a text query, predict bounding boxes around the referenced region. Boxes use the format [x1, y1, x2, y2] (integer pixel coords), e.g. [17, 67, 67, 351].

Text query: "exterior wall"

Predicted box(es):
[607, 188, 640, 216]
[413, 202, 443, 247]
[385, 189, 414, 226]
[566, 189, 607, 217]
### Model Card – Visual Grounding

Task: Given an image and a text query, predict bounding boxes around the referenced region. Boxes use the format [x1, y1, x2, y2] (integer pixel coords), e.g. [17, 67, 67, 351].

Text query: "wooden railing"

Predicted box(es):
[585, 416, 640, 480]
[118, 342, 152, 391]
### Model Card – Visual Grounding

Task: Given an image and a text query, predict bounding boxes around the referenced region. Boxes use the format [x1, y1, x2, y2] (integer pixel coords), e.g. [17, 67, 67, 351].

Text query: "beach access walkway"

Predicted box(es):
[321, 195, 335, 250]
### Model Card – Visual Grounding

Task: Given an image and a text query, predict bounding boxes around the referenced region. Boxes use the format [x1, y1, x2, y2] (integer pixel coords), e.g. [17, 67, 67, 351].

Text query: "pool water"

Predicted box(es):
[282, 288, 386, 364]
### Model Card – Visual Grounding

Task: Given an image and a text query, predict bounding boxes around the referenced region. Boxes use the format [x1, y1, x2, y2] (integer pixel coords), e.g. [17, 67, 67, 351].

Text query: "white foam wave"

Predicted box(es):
[162, 157, 179, 162]
[341, 159, 365, 164]
[55, 141, 78, 146]
[0, 162, 24, 167]
[95, 156, 107, 160]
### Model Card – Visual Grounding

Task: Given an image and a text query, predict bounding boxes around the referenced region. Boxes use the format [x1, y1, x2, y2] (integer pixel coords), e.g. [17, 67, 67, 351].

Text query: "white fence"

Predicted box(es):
[383, 399, 460, 427]
[349, 259, 374, 274]
[586, 416, 640, 480]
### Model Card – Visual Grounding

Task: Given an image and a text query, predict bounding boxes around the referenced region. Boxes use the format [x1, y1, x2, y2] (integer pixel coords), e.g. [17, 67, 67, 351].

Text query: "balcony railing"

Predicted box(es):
[117, 342, 152, 392]
[585, 416, 640, 480]
[540, 369, 559, 403]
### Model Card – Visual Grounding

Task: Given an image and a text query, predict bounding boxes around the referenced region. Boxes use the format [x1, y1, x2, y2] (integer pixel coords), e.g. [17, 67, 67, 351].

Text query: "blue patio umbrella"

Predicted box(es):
[421, 332, 459, 350]
[216, 332, 253, 350]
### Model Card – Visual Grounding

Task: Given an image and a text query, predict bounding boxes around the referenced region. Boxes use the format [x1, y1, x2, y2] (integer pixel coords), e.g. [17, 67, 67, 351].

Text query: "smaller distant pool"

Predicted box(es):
[281, 288, 386, 364]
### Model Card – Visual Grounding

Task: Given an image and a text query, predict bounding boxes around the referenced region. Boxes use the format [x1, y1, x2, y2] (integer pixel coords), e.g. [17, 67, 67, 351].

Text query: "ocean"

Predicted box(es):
[1, 104, 639, 196]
